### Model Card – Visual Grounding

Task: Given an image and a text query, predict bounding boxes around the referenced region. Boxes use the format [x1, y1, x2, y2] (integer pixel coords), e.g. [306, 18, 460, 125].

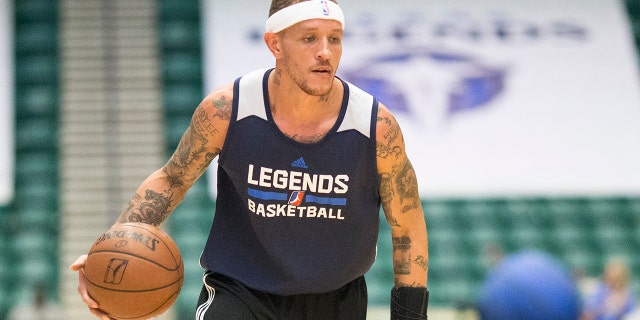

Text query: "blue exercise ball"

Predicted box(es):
[478, 250, 580, 320]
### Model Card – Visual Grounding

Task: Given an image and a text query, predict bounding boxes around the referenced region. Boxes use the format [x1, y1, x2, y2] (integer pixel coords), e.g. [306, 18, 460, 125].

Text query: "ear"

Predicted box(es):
[264, 32, 283, 59]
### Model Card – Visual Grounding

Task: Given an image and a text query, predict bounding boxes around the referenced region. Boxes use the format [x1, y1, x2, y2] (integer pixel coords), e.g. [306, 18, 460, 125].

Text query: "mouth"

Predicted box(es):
[312, 66, 332, 75]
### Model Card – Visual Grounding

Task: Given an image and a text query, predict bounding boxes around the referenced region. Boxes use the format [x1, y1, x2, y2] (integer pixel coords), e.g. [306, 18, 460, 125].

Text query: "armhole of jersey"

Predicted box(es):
[370, 98, 379, 143]
[338, 82, 375, 138]
[236, 68, 270, 122]
[231, 76, 241, 123]
[220, 69, 270, 163]
[371, 99, 381, 192]
[218, 76, 242, 164]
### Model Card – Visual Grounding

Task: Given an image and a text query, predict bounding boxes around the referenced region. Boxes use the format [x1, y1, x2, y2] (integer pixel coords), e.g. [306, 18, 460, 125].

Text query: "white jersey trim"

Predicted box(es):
[237, 68, 269, 121]
[337, 82, 374, 138]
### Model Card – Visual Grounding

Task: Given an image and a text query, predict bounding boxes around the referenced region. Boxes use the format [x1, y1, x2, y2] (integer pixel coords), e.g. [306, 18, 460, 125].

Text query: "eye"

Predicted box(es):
[303, 35, 316, 43]
[329, 36, 342, 44]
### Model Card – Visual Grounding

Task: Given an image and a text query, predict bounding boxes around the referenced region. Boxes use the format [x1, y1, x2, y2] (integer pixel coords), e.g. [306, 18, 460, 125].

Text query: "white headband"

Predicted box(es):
[266, 0, 345, 33]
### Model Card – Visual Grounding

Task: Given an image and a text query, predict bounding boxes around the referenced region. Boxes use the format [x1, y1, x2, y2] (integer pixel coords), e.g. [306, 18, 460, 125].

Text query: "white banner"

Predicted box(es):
[0, 0, 14, 204]
[204, 0, 640, 198]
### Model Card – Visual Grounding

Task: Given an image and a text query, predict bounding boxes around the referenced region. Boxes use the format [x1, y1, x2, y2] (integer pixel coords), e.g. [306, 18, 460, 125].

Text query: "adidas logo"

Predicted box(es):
[291, 157, 309, 169]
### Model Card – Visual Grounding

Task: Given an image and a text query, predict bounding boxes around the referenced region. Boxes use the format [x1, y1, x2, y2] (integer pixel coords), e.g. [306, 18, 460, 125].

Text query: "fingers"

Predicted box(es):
[69, 255, 100, 309]
[79, 271, 113, 319]
[70, 255, 114, 319]
[69, 254, 88, 271]
[88, 306, 114, 320]
[77, 269, 99, 308]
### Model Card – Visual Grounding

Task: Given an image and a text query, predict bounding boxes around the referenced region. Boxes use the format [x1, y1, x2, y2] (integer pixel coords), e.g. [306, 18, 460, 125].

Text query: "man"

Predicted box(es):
[71, 0, 429, 319]
[581, 257, 637, 320]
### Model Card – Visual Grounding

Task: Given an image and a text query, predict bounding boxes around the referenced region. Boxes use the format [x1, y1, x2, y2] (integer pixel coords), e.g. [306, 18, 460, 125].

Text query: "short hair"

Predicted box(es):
[268, 0, 338, 17]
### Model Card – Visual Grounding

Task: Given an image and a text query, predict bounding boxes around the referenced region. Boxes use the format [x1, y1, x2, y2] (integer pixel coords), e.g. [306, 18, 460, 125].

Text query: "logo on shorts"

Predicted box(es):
[104, 258, 129, 285]
[288, 191, 305, 206]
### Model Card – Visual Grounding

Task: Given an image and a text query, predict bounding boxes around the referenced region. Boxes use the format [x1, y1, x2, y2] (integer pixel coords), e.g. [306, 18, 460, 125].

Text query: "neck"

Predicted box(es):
[267, 68, 344, 143]
[268, 68, 343, 120]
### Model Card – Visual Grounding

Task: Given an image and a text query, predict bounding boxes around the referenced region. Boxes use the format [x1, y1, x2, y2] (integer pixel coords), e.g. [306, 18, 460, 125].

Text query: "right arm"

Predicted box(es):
[116, 84, 233, 226]
[70, 84, 234, 318]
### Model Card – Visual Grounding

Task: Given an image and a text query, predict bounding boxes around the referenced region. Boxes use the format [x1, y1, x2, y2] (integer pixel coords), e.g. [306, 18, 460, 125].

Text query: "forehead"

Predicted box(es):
[287, 19, 343, 33]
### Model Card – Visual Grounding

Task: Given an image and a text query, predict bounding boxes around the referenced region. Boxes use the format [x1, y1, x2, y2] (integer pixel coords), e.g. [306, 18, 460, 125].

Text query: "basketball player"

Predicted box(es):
[70, 0, 429, 319]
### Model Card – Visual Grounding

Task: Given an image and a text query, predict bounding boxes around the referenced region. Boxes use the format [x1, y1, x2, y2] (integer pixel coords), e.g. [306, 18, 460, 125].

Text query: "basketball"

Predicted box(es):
[84, 223, 184, 320]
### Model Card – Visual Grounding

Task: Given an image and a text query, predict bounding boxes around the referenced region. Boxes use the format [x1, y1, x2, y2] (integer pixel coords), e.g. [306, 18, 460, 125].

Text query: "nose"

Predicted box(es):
[316, 38, 331, 60]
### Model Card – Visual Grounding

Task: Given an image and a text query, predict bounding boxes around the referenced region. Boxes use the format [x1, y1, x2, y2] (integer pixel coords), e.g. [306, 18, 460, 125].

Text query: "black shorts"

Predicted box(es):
[195, 272, 368, 320]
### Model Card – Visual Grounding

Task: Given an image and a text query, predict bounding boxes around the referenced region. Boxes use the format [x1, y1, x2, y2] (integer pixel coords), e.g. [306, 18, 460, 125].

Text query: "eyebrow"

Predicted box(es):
[295, 19, 343, 30]
[297, 26, 344, 34]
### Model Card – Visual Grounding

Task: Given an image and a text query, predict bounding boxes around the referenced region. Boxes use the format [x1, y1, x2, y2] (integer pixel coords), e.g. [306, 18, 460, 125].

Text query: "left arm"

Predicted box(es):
[376, 103, 428, 287]
[376, 103, 429, 318]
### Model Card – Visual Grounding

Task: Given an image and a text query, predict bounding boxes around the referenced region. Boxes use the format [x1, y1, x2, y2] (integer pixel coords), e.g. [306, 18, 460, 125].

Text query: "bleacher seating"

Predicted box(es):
[3, 0, 60, 317]
[423, 198, 640, 306]
[157, 0, 207, 318]
[626, 0, 640, 63]
[0, 206, 13, 318]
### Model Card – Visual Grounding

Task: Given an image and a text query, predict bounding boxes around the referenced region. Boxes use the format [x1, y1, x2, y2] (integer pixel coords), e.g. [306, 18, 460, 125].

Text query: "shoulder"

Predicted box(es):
[199, 82, 234, 120]
[375, 103, 409, 171]
[192, 82, 235, 133]
[375, 103, 403, 146]
[187, 83, 235, 150]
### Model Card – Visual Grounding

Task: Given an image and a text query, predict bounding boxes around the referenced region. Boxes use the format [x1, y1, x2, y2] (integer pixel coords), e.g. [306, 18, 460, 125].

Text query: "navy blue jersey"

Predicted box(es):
[200, 69, 381, 295]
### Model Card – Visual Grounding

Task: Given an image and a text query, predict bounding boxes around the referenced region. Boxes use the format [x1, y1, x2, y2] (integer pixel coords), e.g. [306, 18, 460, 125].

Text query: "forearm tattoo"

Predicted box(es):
[119, 96, 227, 225]
[414, 255, 428, 272]
[393, 236, 412, 275]
[393, 238, 428, 287]
[118, 190, 173, 226]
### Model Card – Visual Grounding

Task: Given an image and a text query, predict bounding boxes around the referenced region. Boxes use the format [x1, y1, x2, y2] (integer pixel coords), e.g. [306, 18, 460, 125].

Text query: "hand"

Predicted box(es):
[69, 255, 114, 320]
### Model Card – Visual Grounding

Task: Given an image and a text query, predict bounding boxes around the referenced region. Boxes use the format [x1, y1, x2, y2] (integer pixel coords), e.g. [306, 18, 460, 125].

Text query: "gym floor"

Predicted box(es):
[366, 306, 479, 320]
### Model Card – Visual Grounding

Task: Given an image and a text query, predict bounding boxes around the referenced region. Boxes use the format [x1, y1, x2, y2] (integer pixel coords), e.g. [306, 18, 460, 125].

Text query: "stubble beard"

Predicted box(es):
[283, 58, 334, 97]
[299, 78, 333, 97]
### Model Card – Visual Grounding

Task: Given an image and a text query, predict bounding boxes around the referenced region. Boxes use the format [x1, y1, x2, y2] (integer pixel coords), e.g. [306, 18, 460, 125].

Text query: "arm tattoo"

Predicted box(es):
[395, 281, 423, 287]
[169, 127, 203, 166]
[376, 116, 402, 159]
[380, 172, 400, 227]
[212, 96, 232, 120]
[118, 190, 173, 226]
[379, 159, 419, 224]
[393, 236, 412, 275]
[166, 107, 220, 187]
[194, 108, 220, 138]
[165, 126, 209, 187]
[394, 159, 420, 213]
[378, 114, 402, 226]
[413, 255, 428, 272]
[119, 98, 226, 226]
[199, 152, 218, 172]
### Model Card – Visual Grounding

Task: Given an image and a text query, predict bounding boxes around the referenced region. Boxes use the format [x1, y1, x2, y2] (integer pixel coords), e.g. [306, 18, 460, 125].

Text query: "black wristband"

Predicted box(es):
[390, 287, 429, 320]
